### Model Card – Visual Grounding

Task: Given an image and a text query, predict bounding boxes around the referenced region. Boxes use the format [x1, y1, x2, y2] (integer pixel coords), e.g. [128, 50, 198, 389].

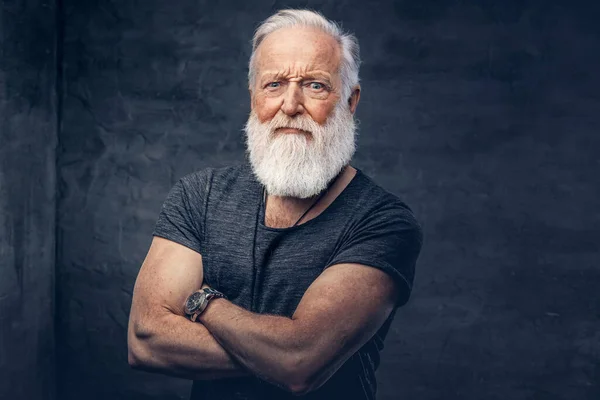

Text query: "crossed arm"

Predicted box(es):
[127, 236, 400, 395]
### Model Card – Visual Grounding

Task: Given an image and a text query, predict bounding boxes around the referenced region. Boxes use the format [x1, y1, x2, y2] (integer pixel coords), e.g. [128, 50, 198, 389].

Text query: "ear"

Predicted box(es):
[348, 86, 361, 114]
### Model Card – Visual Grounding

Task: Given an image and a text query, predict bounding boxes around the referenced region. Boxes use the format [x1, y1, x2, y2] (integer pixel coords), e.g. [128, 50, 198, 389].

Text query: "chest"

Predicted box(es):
[202, 211, 345, 317]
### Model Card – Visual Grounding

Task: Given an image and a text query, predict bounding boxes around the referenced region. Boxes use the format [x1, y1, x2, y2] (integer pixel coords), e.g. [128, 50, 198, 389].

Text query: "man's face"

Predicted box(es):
[250, 26, 343, 126]
[245, 26, 359, 199]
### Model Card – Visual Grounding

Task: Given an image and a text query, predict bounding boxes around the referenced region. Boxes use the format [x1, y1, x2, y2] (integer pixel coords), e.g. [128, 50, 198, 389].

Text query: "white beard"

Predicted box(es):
[244, 102, 357, 199]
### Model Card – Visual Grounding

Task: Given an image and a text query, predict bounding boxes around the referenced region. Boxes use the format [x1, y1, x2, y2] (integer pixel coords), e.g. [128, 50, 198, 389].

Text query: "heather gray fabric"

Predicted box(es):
[152, 162, 423, 400]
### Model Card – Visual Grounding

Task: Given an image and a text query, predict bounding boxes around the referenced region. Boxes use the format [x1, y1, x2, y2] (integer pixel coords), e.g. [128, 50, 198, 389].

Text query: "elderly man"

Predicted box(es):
[128, 9, 423, 400]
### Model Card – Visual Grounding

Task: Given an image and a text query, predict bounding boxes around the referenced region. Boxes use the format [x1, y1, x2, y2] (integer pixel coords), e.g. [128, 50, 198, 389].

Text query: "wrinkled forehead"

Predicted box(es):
[254, 27, 342, 78]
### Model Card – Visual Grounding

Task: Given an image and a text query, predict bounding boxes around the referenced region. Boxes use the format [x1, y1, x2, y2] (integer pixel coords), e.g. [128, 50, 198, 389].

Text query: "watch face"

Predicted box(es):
[185, 292, 204, 314]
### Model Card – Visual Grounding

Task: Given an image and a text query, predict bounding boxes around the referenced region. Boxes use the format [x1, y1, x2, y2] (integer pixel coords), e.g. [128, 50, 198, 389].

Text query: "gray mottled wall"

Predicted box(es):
[57, 1, 600, 400]
[0, 0, 57, 399]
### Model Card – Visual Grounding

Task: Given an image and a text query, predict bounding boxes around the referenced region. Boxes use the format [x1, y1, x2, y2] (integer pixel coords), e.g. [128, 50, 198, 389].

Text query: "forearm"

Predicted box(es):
[198, 298, 307, 391]
[128, 311, 251, 381]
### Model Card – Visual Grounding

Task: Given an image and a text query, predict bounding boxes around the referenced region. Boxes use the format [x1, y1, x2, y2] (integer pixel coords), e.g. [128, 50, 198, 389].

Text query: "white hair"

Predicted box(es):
[244, 98, 356, 198]
[248, 9, 361, 102]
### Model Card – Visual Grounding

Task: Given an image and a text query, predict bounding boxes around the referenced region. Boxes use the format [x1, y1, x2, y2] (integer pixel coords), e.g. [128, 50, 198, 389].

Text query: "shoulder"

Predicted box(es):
[350, 169, 424, 241]
[353, 170, 421, 220]
[177, 163, 259, 211]
[178, 163, 249, 194]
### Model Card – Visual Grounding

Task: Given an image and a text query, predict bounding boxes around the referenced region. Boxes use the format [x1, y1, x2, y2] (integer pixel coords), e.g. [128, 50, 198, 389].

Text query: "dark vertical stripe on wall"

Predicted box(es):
[54, 0, 64, 397]
[0, 0, 58, 399]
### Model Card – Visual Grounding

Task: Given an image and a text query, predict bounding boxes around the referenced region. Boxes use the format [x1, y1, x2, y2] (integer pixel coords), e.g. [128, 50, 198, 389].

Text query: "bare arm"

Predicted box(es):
[127, 236, 250, 380]
[198, 263, 399, 394]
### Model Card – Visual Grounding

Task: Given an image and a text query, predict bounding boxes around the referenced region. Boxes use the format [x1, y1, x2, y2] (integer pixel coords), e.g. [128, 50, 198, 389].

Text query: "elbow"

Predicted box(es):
[286, 371, 328, 396]
[128, 346, 143, 369]
[286, 373, 316, 397]
[127, 337, 147, 370]
[287, 382, 311, 397]
[282, 352, 319, 396]
[283, 372, 310, 396]
[127, 319, 154, 370]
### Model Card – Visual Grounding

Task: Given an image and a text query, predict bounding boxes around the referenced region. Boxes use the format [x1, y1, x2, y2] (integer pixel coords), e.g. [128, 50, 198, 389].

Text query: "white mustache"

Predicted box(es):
[244, 103, 356, 198]
[267, 114, 318, 135]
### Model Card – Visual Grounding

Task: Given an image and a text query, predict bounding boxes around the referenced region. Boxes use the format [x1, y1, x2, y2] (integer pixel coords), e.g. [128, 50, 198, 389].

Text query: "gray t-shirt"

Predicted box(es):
[152, 162, 423, 400]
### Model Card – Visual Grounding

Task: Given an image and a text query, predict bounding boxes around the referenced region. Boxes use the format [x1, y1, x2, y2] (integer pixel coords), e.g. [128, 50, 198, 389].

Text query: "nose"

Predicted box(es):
[280, 82, 304, 117]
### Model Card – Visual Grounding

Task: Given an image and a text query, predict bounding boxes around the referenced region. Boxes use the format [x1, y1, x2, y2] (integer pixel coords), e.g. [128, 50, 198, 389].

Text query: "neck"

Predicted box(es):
[267, 192, 319, 210]
[263, 165, 354, 228]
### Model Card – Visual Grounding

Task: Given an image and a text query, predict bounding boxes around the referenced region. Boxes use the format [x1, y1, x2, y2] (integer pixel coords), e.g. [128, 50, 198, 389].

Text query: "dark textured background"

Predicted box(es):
[0, 0, 57, 399]
[1, 0, 599, 399]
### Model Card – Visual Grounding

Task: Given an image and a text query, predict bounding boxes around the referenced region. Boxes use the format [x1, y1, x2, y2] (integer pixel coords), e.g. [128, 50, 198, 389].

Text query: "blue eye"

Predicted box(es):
[309, 82, 324, 90]
[267, 82, 280, 88]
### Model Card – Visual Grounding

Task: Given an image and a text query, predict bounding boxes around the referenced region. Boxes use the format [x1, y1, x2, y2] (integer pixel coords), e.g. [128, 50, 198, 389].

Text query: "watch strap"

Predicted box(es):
[189, 287, 226, 321]
[203, 287, 227, 300]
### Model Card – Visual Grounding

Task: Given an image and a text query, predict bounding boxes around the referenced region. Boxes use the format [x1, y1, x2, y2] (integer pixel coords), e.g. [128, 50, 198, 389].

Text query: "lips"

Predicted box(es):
[275, 127, 310, 135]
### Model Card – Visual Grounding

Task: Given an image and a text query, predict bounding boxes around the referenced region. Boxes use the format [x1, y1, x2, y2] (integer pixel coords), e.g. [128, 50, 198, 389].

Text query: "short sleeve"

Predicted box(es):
[152, 172, 209, 254]
[325, 200, 423, 308]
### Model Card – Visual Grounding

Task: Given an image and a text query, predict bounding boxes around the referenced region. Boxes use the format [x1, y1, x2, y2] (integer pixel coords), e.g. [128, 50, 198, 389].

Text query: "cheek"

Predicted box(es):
[253, 95, 280, 123]
[307, 100, 337, 125]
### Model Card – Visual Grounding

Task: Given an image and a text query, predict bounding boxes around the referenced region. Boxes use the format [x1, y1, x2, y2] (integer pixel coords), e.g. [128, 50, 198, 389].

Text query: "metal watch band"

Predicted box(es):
[189, 288, 226, 322]
[203, 287, 227, 301]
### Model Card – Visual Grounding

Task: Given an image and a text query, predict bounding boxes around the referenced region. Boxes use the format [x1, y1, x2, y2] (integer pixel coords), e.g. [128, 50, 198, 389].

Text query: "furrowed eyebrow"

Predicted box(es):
[259, 72, 285, 83]
[259, 72, 332, 84]
[302, 73, 331, 82]
[302, 77, 332, 88]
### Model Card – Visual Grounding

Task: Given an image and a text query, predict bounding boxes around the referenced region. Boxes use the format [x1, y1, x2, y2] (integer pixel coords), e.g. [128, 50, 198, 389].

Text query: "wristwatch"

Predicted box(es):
[184, 287, 227, 322]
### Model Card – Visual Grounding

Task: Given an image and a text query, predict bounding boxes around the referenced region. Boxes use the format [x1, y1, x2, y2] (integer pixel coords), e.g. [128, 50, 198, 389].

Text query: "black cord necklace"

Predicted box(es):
[262, 171, 341, 228]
